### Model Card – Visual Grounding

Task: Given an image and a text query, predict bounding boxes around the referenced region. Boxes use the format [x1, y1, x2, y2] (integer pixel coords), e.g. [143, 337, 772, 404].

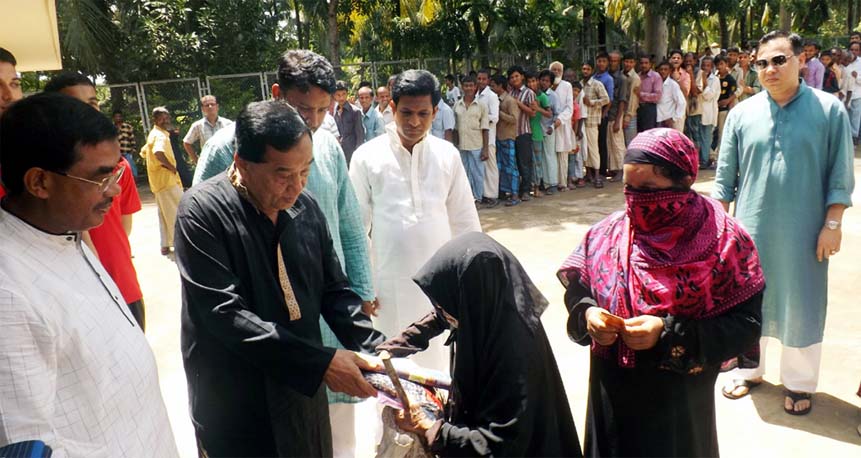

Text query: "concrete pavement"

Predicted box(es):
[132, 158, 861, 457]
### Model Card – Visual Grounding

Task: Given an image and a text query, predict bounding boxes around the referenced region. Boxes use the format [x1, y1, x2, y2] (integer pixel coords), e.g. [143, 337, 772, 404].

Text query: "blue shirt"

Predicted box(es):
[594, 70, 615, 103]
[361, 106, 386, 140]
[431, 100, 455, 140]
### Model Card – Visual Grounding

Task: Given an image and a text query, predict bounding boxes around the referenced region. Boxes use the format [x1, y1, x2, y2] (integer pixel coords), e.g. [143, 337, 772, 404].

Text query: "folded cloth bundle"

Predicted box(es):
[363, 372, 445, 421]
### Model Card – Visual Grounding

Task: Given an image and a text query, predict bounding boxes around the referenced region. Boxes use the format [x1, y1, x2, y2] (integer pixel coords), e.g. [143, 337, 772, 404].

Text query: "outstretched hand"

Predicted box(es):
[323, 350, 378, 398]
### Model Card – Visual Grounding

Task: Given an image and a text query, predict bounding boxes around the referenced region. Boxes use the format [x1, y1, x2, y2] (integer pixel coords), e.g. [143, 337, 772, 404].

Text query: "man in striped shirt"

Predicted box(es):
[507, 65, 538, 201]
[113, 110, 138, 176]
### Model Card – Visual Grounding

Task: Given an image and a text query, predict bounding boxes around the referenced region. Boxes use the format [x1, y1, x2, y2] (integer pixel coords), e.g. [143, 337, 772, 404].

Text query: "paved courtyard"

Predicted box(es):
[132, 159, 861, 457]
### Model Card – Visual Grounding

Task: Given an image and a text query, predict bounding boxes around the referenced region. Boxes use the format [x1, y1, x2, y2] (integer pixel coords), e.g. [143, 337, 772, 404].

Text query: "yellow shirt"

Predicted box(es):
[144, 126, 182, 193]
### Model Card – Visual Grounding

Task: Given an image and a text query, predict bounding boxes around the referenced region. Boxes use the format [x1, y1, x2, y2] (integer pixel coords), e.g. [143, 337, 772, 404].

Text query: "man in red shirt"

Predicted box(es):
[45, 72, 146, 329]
[0, 47, 25, 200]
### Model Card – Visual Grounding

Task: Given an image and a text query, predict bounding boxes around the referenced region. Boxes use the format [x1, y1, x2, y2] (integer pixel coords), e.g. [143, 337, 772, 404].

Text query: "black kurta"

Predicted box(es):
[175, 173, 385, 457]
[564, 278, 763, 458]
[379, 233, 583, 457]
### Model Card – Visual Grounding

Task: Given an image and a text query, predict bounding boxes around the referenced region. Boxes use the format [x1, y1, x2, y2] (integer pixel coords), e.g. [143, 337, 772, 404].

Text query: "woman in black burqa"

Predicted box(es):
[377, 232, 583, 457]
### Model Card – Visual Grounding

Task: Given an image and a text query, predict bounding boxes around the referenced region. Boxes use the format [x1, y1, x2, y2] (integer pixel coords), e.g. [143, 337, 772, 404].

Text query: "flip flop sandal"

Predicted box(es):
[783, 389, 812, 416]
[721, 379, 762, 400]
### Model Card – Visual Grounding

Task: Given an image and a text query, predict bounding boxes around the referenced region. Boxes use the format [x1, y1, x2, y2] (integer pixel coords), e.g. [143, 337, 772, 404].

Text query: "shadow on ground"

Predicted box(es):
[749, 381, 861, 446]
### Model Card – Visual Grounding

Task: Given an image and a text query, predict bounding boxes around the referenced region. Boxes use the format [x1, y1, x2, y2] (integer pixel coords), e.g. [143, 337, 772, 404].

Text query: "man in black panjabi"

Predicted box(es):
[175, 100, 384, 457]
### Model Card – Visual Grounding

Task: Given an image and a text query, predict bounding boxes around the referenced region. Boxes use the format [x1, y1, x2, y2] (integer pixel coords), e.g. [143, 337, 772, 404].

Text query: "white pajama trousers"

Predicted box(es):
[734, 337, 823, 393]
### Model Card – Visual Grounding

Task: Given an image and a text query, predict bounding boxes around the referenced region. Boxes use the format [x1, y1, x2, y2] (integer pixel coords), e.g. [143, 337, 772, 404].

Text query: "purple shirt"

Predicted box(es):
[804, 57, 825, 90]
[639, 70, 663, 104]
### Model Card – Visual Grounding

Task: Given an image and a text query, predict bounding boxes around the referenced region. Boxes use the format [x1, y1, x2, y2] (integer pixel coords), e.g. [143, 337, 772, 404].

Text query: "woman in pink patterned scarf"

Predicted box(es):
[557, 128, 766, 457]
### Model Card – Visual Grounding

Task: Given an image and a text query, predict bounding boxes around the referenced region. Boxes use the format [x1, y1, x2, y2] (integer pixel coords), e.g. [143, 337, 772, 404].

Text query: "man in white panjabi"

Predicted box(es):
[549, 61, 576, 191]
[350, 70, 481, 371]
[0, 93, 178, 457]
[476, 69, 501, 207]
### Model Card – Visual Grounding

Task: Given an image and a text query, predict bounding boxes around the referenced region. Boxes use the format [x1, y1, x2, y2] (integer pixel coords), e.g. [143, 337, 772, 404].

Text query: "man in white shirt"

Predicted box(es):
[183, 95, 233, 164]
[692, 56, 721, 168]
[656, 61, 687, 131]
[376, 86, 395, 125]
[844, 42, 861, 141]
[431, 97, 455, 142]
[350, 70, 481, 371]
[0, 93, 178, 457]
[549, 61, 576, 191]
[477, 69, 501, 207]
[444, 74, 462, 106]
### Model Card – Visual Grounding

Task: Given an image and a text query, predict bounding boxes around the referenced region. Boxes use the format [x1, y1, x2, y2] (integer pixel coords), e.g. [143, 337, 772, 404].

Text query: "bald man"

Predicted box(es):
[358, 86, 385, 139]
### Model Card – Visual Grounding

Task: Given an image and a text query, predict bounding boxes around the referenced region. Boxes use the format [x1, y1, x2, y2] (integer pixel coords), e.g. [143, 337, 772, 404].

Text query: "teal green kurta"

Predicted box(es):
[713, 81, 854, 347]
[192, 127, 375, 403]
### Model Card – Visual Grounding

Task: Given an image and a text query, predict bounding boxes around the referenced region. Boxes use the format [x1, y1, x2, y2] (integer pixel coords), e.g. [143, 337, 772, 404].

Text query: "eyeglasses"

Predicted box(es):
[50, 164, 125, 193]
[754, 54, 791, 71]
[203, 103, 217, 108]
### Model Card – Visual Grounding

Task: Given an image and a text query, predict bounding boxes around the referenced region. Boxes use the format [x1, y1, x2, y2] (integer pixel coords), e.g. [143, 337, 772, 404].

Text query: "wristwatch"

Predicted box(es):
[825, 220, 841, 230]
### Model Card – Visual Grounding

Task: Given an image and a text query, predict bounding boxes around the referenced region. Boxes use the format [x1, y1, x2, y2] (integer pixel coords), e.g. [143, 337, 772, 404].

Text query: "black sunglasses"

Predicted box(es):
[754, 54, 791, 71]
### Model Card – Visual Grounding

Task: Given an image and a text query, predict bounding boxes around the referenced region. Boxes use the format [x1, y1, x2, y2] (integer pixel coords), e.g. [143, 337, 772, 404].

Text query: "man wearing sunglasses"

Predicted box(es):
[183, 95, 232, 165]
[0, 93, 179, 457]
[44, 72, 147, 330]
[714, 31, 855, 417]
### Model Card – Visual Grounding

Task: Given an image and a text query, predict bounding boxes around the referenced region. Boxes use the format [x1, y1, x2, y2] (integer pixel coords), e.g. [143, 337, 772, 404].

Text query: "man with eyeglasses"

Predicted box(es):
[45, 72, 147, 329]
[183, 95, 232, 165]
[0, 93, 179, 457]
[714, 31, 854, 417]
[143, 106, 184, 256]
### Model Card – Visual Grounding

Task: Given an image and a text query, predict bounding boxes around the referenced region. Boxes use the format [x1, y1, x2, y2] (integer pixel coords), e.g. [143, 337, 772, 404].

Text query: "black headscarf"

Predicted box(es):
[413, 232, 549, 335]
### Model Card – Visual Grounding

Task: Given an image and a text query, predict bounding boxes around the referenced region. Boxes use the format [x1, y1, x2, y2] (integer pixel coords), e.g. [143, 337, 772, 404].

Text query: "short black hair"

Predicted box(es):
[571, 81, 583, 90]
[525, 70, 537, 80]
[804, 40, 820, 51]
[235, 100, 312, 163]
[0, 93, 117, 196]
[596, 52, 610, 61]
[851, 31, 861, 39]
[851, 42, 861, 52]
[460, 74, 477, 85]
[490, 74, 508, 88]
[44, 72, 95, 93]
[506, 65, 526, 78]
[759, 30, 803, 56]
[0, 47, 16, 66]
[820, 50, 832, 58]
[334, 80, 349, 92]
[444, 74, 455, 82]
[727, 47, 740, 54]
[638, 53, 651, 61]
[358, 80, 372, 89]
[623, 52, 637, 60]
[701, 56, 715, 65]
[477, 68, 491, 77]
[277, 50, 337, 95]
[391, 70, 441, 106]
[669, 49, 683, 58]
[538, 69, 554, 81]
[713, 55, 727, 66]
[657, 60, 671, 70]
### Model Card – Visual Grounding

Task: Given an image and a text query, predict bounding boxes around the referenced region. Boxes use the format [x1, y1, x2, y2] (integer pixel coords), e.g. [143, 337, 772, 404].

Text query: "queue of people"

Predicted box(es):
[0, 27, 858, 458]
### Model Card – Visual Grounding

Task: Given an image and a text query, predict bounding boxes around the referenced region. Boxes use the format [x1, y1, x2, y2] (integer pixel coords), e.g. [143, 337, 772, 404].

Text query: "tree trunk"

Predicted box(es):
[779, 1, 791, 31]
[740, 8, 748, 48]
[327, 0, 340, 68]
[471, 12, 491, 68]
[644, 6, 668, 61]
[719, 13, 729, 48]
[293, 0, 304, 49]
[598, 13, 607, 50]
[850, 0, 856, 35]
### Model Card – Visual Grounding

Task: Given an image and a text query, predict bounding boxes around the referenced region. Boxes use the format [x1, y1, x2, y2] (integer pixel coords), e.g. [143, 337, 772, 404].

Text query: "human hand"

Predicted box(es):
[362, 299, 379, 317]
[816, 226, 842, 262]
[583, 95, 592, 106]
[620, 315, 664, 350]
[584, 307, 623, 346]
[853, 71, 858, 78]
[394, 405, 438, 436]
[613, 120, 622, 132]
[323, 350, 379, 398]
[480, 149, 489, 161]
[554, 119, 562, 128]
